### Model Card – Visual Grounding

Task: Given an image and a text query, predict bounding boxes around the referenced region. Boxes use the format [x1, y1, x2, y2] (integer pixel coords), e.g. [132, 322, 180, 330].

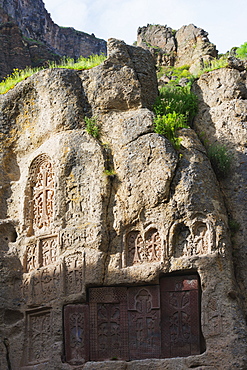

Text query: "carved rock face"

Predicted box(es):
[0, 40, 246, 369]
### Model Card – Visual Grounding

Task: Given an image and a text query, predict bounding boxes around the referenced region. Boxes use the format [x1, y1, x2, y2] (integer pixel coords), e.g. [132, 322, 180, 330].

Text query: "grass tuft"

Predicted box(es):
[0, 54, 106, 94]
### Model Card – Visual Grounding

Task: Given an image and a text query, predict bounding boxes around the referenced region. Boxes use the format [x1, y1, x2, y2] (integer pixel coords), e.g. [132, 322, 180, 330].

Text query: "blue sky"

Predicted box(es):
[43, 0, 247, 54]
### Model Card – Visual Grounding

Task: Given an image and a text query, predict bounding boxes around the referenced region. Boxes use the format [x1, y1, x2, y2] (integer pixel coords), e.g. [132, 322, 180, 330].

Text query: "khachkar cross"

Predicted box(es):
[32, 161, 54, 229]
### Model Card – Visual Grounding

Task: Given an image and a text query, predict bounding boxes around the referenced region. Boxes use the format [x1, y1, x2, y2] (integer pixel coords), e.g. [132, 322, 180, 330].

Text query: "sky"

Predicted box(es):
[43, 0, 247, 54]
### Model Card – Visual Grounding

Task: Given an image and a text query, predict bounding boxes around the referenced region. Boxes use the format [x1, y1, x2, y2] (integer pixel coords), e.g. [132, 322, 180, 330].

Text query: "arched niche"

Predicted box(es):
[25, 154, 54, 236]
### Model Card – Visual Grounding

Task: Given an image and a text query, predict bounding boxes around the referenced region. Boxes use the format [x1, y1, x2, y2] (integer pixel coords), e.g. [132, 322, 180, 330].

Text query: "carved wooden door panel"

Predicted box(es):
[160, 275, 201, 358]
[89, 287, 128, 361]
[64, 304, 89, 364]
[128, 285, 161, 360]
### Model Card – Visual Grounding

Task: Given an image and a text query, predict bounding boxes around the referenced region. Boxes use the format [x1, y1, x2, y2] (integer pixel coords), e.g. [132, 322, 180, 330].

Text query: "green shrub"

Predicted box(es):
[153, 85, 198, 124]
[157, 64, 193, 84]
[154, 112, 188, 149]
[236, 42, 247, 59]
[207, 143, 231, 179]
[84, 116, 100, 139]
[195, 57, 228, 77]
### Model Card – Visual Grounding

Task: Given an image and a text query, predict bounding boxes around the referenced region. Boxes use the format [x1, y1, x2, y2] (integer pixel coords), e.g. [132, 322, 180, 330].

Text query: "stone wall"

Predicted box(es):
[0, 39, 246, 369]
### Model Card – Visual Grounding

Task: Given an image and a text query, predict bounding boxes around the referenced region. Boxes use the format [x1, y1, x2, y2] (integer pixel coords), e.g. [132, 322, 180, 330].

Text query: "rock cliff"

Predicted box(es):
[137, 23, 217, 72]
[0, 0, 106, 80]
[193, 62, 247, 317]
[0, 39, 246, 369]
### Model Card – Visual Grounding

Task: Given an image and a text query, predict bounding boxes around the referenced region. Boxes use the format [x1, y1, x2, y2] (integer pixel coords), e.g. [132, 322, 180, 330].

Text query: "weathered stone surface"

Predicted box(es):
[0, 0, 106, 80]
[79, 38, 158, 113]
[0, 0, 106, 59]
[175, 24, 217, 71]
[137, 23, 217, 72]
[193, 66, 247, 320]
[0, 39, 246, 369]
[137, 24, 176, 66]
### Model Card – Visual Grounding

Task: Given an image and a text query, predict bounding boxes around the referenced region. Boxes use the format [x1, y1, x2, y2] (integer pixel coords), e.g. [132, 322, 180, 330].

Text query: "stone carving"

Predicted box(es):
[65, 253, 84, 295]
[126, 228, 162, 266]
[145, 228, 162, 262]
[40, 236, 58, 266]
[170, 222, 193, 258]
[29, 263, 63, 304]
[26, 309, 51, 365]
[24, 235, 58, 272]
[89, 287, 128, 361]
[170, 220, 215, 257]
[192, 221, 215, 255]
[64, 304, 89, 364]
[27, 154, 54, 234]
[128, 286, 161, 359]
[24, 242, 39, 272]
[160, 275, 201, 357]
[206, 297, 222, 336]
[61, 229, 87, 250]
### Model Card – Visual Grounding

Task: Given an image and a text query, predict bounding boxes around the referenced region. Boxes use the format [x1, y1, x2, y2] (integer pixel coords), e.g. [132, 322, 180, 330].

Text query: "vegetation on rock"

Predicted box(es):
[0, 54, 106, 94]
[236, 42, 247, 59]
[153, 84, 198, 149]
[84, 116, 101, 139]
[207, 143, 232, 179]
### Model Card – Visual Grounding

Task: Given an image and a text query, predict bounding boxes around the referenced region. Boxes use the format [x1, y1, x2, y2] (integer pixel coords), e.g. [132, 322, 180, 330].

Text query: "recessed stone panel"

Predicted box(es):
[64, 304, 89, 364]
[160, 275, 201, 358]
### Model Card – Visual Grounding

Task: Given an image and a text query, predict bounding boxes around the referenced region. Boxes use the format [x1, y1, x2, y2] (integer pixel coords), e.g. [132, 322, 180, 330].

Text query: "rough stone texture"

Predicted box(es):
[0, 0, 106, 80]
[0, 11, 60, 81]
[193, 65, 247, 319]
[0, 39, 246, 369]
[175, 24, 217, 71]
[137, 23, 217, 72]
[137, 24, 176, 66]
[0, 0, 106, 59]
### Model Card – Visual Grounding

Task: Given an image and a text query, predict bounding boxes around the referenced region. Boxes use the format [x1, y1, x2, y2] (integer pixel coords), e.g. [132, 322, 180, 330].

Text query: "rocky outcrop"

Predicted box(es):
[0, 39, 246, 369]
[137, 24, 177, 66]
[137, 23, 217, 72]
[0, 0, 106, 58]
[0, 0, 106, 80]
[0, 6, 60, 80]
[193, 64, 247, 316]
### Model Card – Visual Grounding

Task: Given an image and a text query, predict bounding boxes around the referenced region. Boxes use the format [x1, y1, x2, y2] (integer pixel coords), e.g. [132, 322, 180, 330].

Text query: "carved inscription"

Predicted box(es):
[27, 310, 51, 364]
[64, 304, 89, 364]
[160, 275, 201, 358]
[65, 254, 84, 295]
[40, 236, 58, 266]
[127, 228, 161, 266]
[63, 279, 202, 363]
[171, 223, 192, 258]
[30, 263, 62, 304]
[24, 235, 58, 273]
[61, 229, 87, 249]
[128, 286, 161, 359]
[25, 242, 40, 272]
[206, 297, 222, 336]
[89, 287, 128, 361]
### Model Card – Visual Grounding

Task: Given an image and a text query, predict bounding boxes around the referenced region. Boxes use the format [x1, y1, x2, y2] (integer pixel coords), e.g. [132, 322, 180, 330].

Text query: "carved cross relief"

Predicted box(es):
[31, 158, 54, 230]
[63, 276, 202, 364]
[126, 228, 162, 266]
[26, 154, 54, 235]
